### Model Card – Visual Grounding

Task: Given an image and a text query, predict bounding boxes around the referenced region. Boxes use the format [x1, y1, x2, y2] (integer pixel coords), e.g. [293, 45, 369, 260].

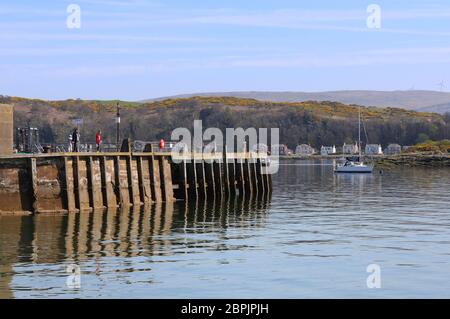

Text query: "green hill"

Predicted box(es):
[143, 90, 450, 114]
[2, 95, 449, 150]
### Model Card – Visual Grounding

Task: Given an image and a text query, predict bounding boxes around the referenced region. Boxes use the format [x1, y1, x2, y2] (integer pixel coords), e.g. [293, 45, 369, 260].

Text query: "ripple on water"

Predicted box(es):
[1, 162, 450, 298]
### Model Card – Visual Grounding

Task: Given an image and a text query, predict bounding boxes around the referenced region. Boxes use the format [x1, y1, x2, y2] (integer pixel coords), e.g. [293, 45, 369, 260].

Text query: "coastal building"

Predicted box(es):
[385, 143, 402, 155]
[365, 144, 383, 155]
[271, 144, 291, 155]
[320, 145, 336, 156]
[251, 143, 268, 154]
[342, 142, 359, 155]
[295, 144, 315, 156]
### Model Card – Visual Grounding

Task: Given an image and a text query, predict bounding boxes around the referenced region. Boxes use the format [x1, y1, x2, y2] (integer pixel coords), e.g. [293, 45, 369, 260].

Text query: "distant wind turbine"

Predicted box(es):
[437, 80, 446, 91]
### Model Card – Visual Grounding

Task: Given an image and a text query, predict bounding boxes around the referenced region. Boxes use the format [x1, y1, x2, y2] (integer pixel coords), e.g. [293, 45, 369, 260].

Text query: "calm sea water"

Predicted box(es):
[1, 159, 450, 298]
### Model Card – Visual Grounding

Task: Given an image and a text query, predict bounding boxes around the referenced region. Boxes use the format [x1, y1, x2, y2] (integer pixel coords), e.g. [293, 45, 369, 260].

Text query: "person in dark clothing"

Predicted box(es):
[72, 128, 79, 152]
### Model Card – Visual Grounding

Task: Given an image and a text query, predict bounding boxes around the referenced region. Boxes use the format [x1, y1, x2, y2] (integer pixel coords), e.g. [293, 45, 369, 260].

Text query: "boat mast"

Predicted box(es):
[358, 105, 362, 158]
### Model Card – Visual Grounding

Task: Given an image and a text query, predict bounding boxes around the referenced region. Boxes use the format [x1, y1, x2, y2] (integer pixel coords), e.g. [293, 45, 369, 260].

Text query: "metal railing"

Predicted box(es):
[20, 140, 271, 155]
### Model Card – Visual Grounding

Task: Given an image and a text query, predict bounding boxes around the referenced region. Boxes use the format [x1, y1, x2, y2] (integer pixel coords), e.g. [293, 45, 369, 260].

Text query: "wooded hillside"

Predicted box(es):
[2, 95, 449, 149]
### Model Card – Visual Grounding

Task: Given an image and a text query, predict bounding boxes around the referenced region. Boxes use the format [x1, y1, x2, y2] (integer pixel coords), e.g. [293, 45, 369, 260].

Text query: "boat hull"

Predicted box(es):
[334, 164, 374, 173]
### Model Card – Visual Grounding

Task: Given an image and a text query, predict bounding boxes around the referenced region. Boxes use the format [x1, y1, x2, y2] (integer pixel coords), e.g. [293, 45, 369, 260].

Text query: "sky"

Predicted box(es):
[1, 0, 450, 100]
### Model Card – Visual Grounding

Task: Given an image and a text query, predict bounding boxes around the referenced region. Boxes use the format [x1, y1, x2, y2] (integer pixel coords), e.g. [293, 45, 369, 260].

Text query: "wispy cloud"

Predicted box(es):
[166, 48, 450, 70]
[3, 46, 450, 78]
[2, 5, 450, 37]
[66, 0, 161, 8]
[153, 8, 450, 37]
[0, 63, 148, 76]
[1, 1, 450, 98]
[49, 64, 148, 76]
[0, 32, 216, 43]
[0, 45, 283, 56]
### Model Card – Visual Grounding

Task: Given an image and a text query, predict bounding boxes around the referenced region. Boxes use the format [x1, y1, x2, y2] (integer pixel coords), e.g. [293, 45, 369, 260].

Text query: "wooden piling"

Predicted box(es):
[137, 156, 152, 204]
[149, 154, 162, 202]
[250, 157, 259, 195]
[228, 157, 236, 196]
[196, 160, 207, 199]
[187, 158, 198, 199]
[75, 156, 90, 210]
[235, 158, 245, 197]
[261, 159, 271, 194]
[267, 168, 273, 194]
[64, 157, 76, 212]
[179, 159, 189, 201]
[223, 150, 230, 196]
[256, 158, 265, 195]
[29, 158, 38, 213]
[204, 161, 215, 200]
[159, 156, 174, 202]
[115, 156, 130, 206]
[243, 158, 253, 198]
[213, 159, 223, 200]
[101, 156, 117, 208]
[88, 156, 104, 209]
[128, 156, 141, 206]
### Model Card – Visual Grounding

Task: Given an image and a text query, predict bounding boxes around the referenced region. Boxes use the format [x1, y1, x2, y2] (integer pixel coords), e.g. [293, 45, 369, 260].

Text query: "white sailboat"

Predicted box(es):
[334, 105, 374, 173]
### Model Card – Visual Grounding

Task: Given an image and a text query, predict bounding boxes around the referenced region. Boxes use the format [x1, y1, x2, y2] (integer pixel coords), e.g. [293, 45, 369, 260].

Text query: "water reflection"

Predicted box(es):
[0, 195, 271, 298]
[0, 216, 22, 299]
[333, 172, 382, 195]
[3, 161, 450, 298]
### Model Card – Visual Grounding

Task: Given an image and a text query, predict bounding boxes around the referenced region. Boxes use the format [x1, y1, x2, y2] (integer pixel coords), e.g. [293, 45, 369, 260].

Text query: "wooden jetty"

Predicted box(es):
[0, 141, 272, 214]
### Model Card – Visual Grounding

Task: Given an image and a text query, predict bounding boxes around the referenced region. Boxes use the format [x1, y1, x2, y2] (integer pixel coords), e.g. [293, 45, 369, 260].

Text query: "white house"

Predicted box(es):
[342, 142, 359, 155]
[385, 143, 402, 155]
[250, 143, 268, 154]
[271, 144, 291, 155]
[320, 145, 336, 156]
[295, 144, 315, 156]
[365, 144, 383, 155]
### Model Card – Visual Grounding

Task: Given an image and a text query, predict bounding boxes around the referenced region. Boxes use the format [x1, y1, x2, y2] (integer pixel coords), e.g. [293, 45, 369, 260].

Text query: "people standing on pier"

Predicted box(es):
[72, 128, 79, 152]
[95, 130, 102, 152]
[68, 133, 73, 152]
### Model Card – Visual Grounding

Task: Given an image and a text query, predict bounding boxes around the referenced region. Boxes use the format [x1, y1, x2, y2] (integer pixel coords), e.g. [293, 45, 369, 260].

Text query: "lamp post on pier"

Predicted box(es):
[116, 102, 120, 151]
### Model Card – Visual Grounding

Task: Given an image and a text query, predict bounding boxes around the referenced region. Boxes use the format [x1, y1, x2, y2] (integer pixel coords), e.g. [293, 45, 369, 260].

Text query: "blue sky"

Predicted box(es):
[1, 0, 450, 100]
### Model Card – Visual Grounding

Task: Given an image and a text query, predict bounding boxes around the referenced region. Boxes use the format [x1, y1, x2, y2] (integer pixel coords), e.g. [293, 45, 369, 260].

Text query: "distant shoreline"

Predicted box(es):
[278, 154, 450, 167]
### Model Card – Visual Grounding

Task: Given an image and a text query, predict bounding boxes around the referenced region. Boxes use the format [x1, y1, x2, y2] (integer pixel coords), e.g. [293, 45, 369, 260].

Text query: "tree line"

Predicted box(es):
[3, 96, 450, 149]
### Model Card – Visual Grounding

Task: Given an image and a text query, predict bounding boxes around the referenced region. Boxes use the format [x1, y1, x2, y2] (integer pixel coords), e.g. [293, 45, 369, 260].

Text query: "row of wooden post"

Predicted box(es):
[174, 152, 272, 203]
[28, 153, 174, 213]
[26, 151, 271, 213]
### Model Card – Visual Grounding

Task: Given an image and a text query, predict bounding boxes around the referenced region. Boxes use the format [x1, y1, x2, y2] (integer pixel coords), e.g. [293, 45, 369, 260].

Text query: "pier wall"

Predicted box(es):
[0, 152, 271, 214]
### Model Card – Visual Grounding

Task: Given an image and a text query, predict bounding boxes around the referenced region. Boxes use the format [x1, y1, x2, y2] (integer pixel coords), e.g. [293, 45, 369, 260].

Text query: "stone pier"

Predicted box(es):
[0, 149, 272, 214]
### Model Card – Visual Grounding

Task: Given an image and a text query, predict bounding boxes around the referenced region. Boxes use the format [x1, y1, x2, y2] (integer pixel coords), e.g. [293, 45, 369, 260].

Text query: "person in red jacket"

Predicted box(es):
[95, 130, 102, 152]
